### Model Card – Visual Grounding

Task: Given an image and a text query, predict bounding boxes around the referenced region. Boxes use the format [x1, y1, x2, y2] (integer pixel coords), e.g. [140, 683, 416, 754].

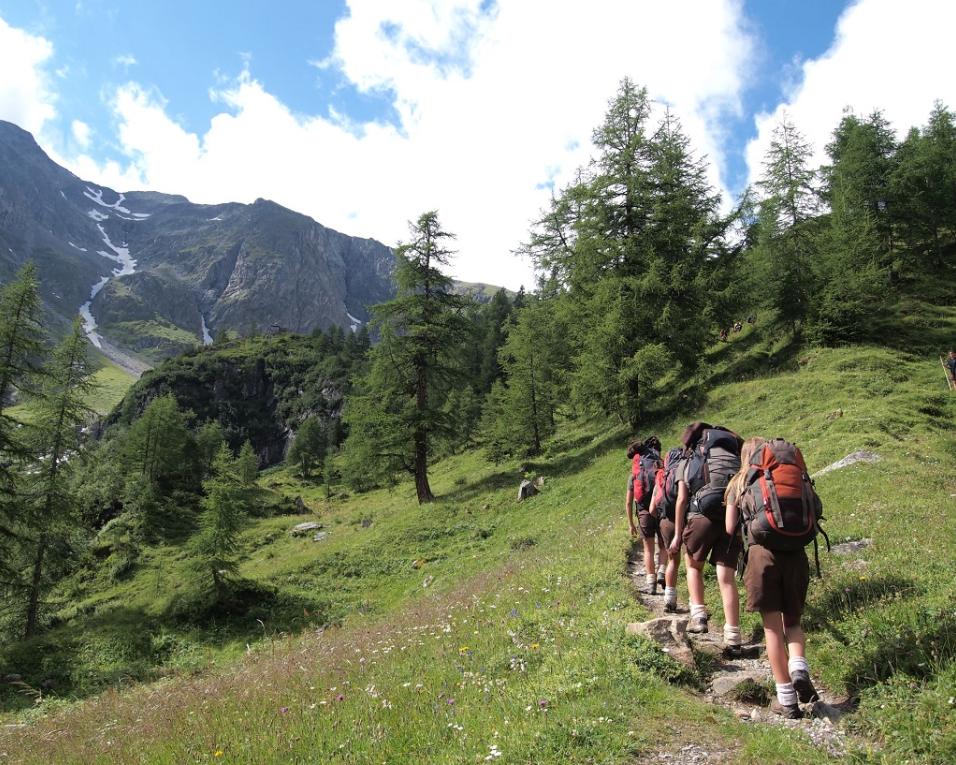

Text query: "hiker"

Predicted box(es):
[948, 350, 956, 386]
[669, 422, 744, 655]
[725, 437, 823, 719]
[733, 321, 742, 333]
[747, 314, 756, 325]
[719, 328, 728, 342]
[625, 436, 665, 594]
[647, 444, 686, 612]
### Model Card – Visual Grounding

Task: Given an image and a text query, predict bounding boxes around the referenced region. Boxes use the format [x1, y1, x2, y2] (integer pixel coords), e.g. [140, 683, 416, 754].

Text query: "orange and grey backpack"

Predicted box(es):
[739, 438, 830, 574]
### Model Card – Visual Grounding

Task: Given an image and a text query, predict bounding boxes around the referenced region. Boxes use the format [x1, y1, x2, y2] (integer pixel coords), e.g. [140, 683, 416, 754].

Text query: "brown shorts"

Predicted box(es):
[682, 513, 742, 568]
[659, 518, 676, 549]
[637, 507, 659, 539]
[744, 545, 809, 619]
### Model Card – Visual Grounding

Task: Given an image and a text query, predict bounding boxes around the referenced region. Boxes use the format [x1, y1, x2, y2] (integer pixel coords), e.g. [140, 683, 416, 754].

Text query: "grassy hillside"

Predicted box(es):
[3, 321, 956, 763]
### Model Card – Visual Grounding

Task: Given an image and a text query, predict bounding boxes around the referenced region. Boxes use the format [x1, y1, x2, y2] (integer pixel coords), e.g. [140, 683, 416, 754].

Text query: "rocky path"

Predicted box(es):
[625, 545, 853, 763]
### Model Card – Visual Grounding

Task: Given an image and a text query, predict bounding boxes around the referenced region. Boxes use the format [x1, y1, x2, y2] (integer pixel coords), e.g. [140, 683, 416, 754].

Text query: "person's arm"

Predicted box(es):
[625, 481, 637, 537]
[648, 483, 661, 518]
[725, 500, 739, 537]
[669, 481, 688, 555]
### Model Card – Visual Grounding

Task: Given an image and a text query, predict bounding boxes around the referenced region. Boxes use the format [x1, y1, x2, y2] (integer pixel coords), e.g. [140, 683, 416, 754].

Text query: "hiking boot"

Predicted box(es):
[791, 669, 820, 704]
[770, 698, 803, 720]
[664, 601, 679, 613]
[657, 572, 666, 587]
[687, 615, 709, 634]
[721, 643, 746, 659]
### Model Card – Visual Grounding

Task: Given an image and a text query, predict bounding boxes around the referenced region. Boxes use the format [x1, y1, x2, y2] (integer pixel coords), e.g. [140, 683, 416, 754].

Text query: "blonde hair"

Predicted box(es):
[724, 437, 766, 506]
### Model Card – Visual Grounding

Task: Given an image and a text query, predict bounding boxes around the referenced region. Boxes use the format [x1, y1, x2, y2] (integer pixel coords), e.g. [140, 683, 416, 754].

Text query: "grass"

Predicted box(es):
[2, 313, 956, 763]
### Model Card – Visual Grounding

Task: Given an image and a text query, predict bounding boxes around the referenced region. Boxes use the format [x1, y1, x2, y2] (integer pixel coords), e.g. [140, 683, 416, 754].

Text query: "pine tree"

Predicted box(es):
[237, 440, 258, 486]
[343, 211, 468, 503]
[288, 418, 326, 478]
[754, 117, 820, 330]
[22, 320, 95, 637]
[192, 444, 248, 595]
[121, 394, 194, 492]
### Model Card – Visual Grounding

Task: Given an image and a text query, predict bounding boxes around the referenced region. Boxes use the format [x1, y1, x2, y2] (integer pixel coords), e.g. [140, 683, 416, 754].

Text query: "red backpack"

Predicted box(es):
[655, 447, 685, 520]
[631, 449, 661, 509]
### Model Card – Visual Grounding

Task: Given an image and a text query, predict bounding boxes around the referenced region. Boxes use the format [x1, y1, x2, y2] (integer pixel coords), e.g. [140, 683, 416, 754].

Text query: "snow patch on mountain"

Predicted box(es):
[68, 241, 88, 252]
[346, 310, 363, 332]
[201, 315, 213, 345]
[84, 186, 131, 215]
[87, 209, 109, 222]
[79, 277, 110, 348]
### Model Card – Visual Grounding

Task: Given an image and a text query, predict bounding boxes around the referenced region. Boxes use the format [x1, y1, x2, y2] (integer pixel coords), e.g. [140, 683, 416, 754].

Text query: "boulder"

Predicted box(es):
[517, 479, 538, 501]
[289, 521, 323, 536]
[831, 538, 872, 555]
[626, 616, 695, 668]
[711, 669, 769, 698]
[813, 450, 881, 478]
[312, 531, 328, 542]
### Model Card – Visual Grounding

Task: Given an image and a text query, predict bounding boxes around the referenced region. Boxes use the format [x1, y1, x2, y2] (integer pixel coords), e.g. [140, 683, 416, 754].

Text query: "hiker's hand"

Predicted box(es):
[668, 539, 681, 556]
[629, 523, 638, 538]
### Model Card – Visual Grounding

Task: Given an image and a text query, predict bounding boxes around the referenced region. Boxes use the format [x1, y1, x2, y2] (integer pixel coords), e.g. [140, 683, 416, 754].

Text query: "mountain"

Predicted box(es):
[0, 120, 395, 366]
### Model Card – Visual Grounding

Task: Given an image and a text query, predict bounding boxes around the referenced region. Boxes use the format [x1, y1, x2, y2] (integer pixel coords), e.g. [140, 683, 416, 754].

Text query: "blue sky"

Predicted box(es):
[1, 0, 953, 288]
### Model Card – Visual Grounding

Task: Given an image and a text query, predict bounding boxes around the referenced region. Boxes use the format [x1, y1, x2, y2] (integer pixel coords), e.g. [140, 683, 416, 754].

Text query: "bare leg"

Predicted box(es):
[716, 563, 740, 628]
[762, 611, 791, 684]
[685, 555, 705, 606]
[784, 616, 806, 659]
[643, 536, 656, 578]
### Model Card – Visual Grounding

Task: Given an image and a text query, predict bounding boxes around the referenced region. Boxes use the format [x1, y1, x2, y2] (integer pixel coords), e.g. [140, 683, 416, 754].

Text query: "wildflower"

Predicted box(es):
[530, 643, 539, 651]
[538, 699, 549, 708]
[447, 697, 455, 705]
[336, 694, 345, 702]
[279, 707, 289, 715]
[459, 646, 470, 655]
[214, 751, 224, 758]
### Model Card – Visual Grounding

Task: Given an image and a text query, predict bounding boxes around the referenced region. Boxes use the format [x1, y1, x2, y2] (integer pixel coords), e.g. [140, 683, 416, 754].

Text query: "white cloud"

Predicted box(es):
[61, 1, 755, 289]
[114, 53, 138, 68]
[745, 0, 956, 189]
[71, 118, 91, 148]
[0, 16, 56, 135]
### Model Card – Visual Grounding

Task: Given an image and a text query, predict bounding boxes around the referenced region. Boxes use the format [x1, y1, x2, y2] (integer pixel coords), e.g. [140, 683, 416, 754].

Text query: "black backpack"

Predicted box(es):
[631, 448, 661, 509]
[683, 427, 741, 520]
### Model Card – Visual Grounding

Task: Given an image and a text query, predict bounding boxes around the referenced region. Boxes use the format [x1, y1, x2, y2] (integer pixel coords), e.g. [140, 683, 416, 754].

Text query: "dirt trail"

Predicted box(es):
[626, 545, 853, 764]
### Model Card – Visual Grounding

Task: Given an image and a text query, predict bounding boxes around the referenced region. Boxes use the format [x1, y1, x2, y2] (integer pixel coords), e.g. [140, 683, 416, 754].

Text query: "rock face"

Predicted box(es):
[517, 479, 538, 501]
[0, 120, 395, 363]
[813, 450, 881, 478]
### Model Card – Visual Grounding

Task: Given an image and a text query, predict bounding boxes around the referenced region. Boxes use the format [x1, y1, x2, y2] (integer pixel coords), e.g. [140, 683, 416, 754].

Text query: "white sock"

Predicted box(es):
[776, 682, 797, 706]
[664, 586, 676, 605]
[690, 603, 707, 620]
[645, 573, 656, 586]
[723, 625, 742, 646]
[657, 565, 665, 576]
[789, 656, 809, 675]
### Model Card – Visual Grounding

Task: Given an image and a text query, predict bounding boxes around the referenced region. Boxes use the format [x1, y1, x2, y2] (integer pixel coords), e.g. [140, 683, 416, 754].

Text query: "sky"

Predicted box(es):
[1, 0, 954, 290]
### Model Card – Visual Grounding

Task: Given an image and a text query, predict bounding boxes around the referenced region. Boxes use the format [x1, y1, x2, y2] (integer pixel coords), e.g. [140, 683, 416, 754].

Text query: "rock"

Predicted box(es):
[517, 479, 538, 501]
[422, 575, 434, 588]
[481, 504, 490, 510]
[811, 700, 848, 723]
[360, 516, 372, 528]
[711, 669, 769, 698]
[411, 558, 425, 570]
[2, 674, 22, 683]
[533, 476, 545, 489]
[826, 408, 843, 421]
[831, 538, 872, 555]
[626, 616, 695, 668]
[289, 521, 323, 536]
[312, 531, 328, 542]
[813, 450, 881, 478]
[294, 496, 307, 513]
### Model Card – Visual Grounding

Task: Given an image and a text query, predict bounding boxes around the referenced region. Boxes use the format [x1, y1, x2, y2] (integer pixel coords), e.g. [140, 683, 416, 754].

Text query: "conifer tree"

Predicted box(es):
[288, 418, 326, 478]
[192, 444, 248, 595]
[22, 320, 95, 637]
[754, 117, 819, 330]
[121, 394, 194, 492]
[343, 211, 468, 503]
[237, 440, 258, 486]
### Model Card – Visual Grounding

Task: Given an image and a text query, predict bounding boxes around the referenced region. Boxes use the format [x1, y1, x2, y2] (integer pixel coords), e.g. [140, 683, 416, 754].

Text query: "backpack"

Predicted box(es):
[683, 427, 741, 520]
[739, 439, 823, 551]
[631, 448, 661, 509]
[656, 447, 685, 520]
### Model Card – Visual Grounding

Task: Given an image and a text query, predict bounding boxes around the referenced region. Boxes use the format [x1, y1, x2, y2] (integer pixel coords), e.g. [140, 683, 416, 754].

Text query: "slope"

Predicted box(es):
[3, 325, 956, 763]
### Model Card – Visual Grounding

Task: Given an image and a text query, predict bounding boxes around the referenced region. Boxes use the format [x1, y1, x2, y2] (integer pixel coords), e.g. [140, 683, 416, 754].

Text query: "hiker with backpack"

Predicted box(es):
[725, 437, 824, 719]
[625, 437, 665, 594]
[668, 422, 744, 655]
[647, 445, 686, 611]
[947, 351, 956, 386]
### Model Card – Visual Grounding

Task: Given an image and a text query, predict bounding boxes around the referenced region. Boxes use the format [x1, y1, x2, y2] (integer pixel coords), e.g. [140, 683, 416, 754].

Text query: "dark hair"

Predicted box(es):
[626, 440, 642, 459]
[643, 436, 661, 453]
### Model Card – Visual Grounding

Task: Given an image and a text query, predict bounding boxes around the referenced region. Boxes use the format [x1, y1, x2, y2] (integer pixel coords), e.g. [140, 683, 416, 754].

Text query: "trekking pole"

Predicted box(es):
[941, 356, 956, 391]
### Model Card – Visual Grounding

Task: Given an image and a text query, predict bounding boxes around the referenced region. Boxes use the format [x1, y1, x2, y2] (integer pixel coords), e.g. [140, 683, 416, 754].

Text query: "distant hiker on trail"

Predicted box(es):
[733, 321, 742, 333]
[725, 437, 824, 719]
[947, 351, 956, 386]
[719, 328, 728, 342]
[669, 421, 744, 655]
[647, 444, 687, 612]
[626, 436, 665, 594]
[747, 314, 756, 325]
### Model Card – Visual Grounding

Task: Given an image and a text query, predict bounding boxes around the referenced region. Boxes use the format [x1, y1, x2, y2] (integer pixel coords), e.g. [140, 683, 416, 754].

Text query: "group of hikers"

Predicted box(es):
[625, 422, 825, 719]
[718, 315, 755, 342]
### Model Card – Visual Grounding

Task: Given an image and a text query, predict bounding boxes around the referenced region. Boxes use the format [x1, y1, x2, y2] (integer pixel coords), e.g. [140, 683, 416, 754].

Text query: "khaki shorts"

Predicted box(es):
[637, 506, 659, 540]
[682, 513, 742, 568]
[744, 545, 809, 619]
